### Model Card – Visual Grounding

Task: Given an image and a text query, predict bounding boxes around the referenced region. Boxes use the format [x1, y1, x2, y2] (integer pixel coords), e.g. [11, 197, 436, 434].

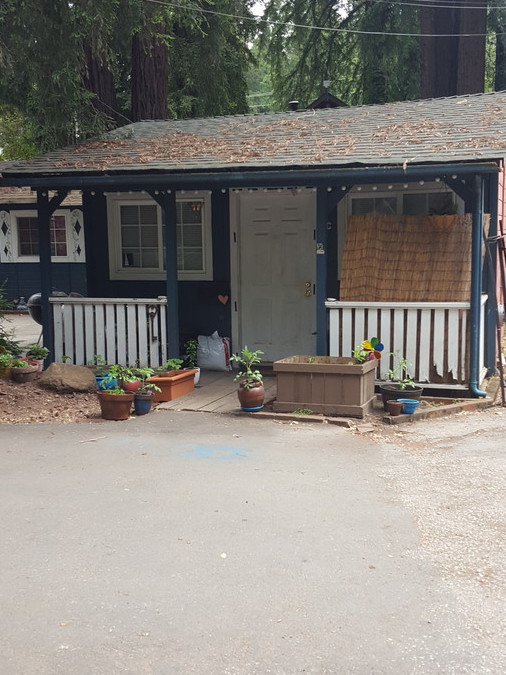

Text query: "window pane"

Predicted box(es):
[180, 224, 203, 247]
[352, 199, 374, 215]
[18, 217, 39, 255]
[140, 225, 158, 247]
[140, 249, 158, 267]
[403, 193, 426, 215]
[181, 201, 203, 223]
[123, 249, 139, 267]
[121, 205, 139, 225]
[375, 198, 396, 215]
[180, 249, 203, 270]
[140, 205, 157, 224]
[121, 226, 139, 247]
[428, 192, 454, 215]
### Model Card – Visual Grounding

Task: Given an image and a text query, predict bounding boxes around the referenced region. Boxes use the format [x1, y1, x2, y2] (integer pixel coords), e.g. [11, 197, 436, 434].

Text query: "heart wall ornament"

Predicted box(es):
[218, 294, 229, 305]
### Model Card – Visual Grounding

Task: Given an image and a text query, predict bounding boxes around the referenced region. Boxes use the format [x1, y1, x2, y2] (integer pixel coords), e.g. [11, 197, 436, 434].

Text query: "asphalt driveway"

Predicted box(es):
[1, 409, 505, 674]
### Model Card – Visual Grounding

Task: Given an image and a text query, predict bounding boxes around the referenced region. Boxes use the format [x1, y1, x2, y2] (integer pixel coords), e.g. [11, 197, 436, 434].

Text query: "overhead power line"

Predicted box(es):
[146, 0, 506, 38]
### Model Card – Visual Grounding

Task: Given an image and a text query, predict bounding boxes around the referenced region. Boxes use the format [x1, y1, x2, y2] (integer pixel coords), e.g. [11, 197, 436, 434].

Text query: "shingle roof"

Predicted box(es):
[0, 186, 81, 205]
[2, 91, 506, 177]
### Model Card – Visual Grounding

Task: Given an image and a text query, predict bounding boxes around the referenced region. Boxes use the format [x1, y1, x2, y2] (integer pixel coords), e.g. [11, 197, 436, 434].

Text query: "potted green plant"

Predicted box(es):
[134, 379, 161, 416]
[0, 350, 14, 380]
[230, 346, 264, 411]
[379, 352, 423, 408]
[96, 371, 135, 420]
[147, 357, 194, 402]
[10, 357, 39, 383]
[184, 338, 200, 385]
[25, 344, 49, 371]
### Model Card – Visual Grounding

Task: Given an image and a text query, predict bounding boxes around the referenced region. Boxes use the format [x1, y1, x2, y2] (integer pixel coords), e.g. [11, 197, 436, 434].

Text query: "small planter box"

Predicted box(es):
[147, 369, 196, 403]
[273, 356, 378, 418]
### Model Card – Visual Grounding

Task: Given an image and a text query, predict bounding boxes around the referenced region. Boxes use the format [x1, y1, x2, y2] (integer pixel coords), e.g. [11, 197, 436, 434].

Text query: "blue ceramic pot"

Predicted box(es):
[398, 398, 420, 414]
[96, 375, 118, 390]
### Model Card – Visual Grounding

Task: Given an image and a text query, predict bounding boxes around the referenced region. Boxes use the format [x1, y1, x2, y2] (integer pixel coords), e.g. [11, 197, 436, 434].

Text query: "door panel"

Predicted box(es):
[238, 191, 316, 361]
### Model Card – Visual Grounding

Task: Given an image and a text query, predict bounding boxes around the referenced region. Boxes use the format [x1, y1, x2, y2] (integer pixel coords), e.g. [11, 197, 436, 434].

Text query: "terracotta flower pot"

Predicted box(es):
[385, 399, 404, 416]
[97, 391, 134, 420]
[11, 364, 39, 383]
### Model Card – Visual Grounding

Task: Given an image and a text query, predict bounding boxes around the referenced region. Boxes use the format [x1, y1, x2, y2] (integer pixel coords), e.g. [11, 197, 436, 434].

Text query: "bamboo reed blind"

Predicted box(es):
[339, 214, 487, 302]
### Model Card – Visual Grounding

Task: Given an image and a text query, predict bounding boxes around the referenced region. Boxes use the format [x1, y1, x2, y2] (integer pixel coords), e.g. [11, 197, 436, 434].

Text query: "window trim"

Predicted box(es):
[107, 192, 213, 281]
[6, 209, 77, 263]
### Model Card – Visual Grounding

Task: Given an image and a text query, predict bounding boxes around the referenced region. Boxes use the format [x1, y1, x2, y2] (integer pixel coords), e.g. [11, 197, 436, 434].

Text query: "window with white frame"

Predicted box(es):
[349, 184, 460, 218]
[108, 192, 213, 281]
[0, 209, 85, 263]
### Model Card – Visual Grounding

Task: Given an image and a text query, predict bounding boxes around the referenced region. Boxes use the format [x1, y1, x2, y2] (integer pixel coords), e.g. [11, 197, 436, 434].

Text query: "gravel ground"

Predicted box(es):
[373, 408, 506, 672]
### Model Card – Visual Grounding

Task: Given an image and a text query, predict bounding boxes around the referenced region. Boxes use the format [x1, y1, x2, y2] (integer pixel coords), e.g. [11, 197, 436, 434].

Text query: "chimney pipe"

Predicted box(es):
[288, 100, 299, 112]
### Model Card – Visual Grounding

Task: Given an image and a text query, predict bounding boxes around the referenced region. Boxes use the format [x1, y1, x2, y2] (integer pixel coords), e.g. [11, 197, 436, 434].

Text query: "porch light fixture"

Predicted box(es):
[326, 187, 332, 192]
[419, 180, 425, 185]
[372, 186, 377, 191]
[435, 177, 441, 182]
[341, 186, 347, 191]
[452, 174, 457, 179]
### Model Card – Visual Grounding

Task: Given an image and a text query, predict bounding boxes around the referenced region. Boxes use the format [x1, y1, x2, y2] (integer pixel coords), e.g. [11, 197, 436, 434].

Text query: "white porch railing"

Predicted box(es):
[326, 298, 488, 386]
[49, 296, 168, 368]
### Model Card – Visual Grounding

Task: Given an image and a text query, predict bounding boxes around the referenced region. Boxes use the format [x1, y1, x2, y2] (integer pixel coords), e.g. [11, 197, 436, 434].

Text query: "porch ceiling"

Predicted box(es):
[1, 91, 506, 188]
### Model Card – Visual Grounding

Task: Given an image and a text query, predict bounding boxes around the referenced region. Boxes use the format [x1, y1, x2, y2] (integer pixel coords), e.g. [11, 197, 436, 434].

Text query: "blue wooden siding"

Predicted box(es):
[82, 190, 231, 347]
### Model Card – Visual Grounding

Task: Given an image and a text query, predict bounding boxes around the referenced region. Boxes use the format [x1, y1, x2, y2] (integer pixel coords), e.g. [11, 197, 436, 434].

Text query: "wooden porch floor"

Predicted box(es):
[157, 371, 277, 414]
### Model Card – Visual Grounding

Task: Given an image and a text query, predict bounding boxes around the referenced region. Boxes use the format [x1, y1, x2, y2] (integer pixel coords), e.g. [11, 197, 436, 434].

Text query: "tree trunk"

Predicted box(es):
[83, 44, 119, 125]
[420, 0, 486, 98]
[420, 4, 458, 98]
[131, 25, 168, 121]
[456, 0, 486, 94]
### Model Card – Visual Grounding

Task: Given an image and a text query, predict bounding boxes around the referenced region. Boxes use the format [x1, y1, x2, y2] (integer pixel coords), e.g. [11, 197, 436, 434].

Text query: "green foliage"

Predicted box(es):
[159, 358, 183, 372]
[386, 352, 415, 390]
[261, 0, 420, 109]
[230, 346, 263, 389]
[184, 339, 198, 369]
[0, 0, 254, 156]
[0, 281, 21, 355]
[25, 344, 49, 360]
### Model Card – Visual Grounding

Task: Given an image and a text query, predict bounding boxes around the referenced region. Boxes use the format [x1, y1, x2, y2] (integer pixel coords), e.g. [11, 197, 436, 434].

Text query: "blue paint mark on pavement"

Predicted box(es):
[183, 445, 248, 460]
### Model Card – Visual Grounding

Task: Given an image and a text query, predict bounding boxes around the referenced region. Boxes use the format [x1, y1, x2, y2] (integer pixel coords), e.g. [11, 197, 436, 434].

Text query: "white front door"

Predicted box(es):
[234, 190, 316, 362]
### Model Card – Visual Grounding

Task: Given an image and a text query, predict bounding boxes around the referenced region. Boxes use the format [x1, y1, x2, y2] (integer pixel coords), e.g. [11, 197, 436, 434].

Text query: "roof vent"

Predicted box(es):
[288, 100, 299, 112]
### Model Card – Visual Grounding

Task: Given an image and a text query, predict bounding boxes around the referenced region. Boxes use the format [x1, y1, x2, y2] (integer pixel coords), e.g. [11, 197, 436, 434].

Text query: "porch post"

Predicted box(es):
[316, 187, 328, 354]
[36, 191, 53, 364]
[163, 191, 180, 357]
[484, 174, 499, 376]
[469, 176, 487, 396]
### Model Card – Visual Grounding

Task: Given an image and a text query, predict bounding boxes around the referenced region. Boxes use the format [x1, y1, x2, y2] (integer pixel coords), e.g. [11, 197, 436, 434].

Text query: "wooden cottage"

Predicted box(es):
[1, 90, 506, 395]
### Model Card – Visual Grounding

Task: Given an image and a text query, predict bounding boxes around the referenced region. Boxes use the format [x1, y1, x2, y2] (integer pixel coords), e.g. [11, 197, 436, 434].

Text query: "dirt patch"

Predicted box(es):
[0, 377, 102, 424]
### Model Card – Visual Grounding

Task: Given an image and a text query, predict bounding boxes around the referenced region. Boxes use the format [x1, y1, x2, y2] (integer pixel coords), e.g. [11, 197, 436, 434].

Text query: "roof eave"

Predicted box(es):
[0, 160, 501, 191]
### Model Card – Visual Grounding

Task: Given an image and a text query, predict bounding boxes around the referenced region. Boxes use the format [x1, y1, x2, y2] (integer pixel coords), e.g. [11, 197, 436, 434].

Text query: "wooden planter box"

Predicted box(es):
[147, 369, 196, 403]
[273, 356, 378, 418]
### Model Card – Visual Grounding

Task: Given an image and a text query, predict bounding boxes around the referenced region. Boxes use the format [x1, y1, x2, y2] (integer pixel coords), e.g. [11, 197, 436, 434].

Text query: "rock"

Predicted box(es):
[39, 363, 97, 393]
